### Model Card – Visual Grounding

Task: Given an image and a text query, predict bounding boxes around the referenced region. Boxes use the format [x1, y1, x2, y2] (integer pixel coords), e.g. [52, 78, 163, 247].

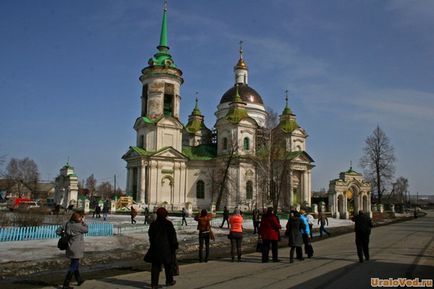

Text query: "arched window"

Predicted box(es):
[246, 181, 253, 200]
[196, 180, 205, 199]
[243, 137, 250, 151]
[223, 137, 228, 150]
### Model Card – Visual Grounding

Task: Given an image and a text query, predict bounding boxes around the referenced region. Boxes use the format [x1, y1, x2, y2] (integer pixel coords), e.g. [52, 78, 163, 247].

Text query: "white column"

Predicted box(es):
[139, 164, 146, 204]
[289, 170, 293, 207]
[303, 171, 309, 205]
[127, 167, 133, 194]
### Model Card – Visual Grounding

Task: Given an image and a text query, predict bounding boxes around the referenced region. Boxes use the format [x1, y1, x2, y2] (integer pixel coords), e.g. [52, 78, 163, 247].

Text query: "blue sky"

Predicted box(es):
[1, 0, 433, 195]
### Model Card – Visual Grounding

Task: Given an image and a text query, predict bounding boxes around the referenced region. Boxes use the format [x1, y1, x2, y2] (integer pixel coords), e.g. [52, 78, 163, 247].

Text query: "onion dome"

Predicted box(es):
[220, 83, 263, 104]
[234, 41, 248, 70]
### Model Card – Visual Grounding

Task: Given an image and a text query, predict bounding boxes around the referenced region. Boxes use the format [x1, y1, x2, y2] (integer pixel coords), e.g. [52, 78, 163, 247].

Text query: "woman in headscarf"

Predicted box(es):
[145, 207, 178, 289]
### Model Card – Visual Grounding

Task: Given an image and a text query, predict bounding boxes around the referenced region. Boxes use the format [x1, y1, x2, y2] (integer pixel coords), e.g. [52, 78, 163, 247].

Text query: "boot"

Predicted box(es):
[74, 270, 85, 286]
[62, 271, 74, 289]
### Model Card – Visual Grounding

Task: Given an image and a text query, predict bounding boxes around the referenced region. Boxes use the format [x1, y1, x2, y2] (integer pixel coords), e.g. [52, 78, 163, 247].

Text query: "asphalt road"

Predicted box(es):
[37, 211, 433, 289]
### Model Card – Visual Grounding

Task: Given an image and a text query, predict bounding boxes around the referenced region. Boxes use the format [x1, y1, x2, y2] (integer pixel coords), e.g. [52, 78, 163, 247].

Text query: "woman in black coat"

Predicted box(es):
[286, 211, 304, 263]
[145, 207, 178, 289]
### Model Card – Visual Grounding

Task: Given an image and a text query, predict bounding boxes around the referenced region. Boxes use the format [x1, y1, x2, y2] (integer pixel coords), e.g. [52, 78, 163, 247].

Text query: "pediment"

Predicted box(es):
[291, 151, 315, 163]
[152, 147, 187, 159]
[155, 116, 184, 129]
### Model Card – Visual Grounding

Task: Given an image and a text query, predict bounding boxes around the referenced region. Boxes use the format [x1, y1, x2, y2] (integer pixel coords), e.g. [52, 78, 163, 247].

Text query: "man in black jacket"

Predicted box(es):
[352, 210, 373, 263]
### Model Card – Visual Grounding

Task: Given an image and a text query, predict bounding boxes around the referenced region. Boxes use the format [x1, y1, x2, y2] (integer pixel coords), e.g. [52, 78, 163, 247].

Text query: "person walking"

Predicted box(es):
[194, 209, 213, 262]
[94, 204, 101, 218]
[56, 211, 88, 289]
[220, 206, 229, 228]
[352, 210, 373, 263]
[229, 208, 244, 262]
[286, 211, 304, 263]
[144, 207, 150, 225]
[252, 207, 260, 234]
[259, 207, 281, 263]
[130, 206, 137, 224]
[299, 209, 313, 258]
[144, 207, 178, 288]
[181, 208, 188, 226]
[318, 211, 331, 237]
[306, 212, 314, 239]
[102, 200, 109, 221]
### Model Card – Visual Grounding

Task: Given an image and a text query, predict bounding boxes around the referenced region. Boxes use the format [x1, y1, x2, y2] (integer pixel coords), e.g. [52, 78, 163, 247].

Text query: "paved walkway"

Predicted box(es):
[39, 211, 434, 289]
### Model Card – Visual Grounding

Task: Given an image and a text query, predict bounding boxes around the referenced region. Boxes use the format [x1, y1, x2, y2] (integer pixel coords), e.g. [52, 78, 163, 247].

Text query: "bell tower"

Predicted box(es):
[134, 1, 184, 152]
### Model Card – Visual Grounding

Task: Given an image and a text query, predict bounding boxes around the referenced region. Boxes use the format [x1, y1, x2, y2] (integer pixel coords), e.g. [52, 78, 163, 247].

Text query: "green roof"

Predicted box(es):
[191, 98, 202, 116]
[278, 117, 299, 133]
[130, 146, 154, 157]
[185, 118, 205, 133]
[182, 144, 217, 160]
[226, 107, 249, 124]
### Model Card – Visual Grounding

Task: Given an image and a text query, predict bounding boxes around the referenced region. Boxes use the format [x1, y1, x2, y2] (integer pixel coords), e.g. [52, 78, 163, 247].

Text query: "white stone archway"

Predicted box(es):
[328, 167, 371, 219]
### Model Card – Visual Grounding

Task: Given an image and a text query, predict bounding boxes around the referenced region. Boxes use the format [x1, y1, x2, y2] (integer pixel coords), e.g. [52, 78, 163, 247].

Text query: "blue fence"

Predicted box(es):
[0, 223, 113, 242]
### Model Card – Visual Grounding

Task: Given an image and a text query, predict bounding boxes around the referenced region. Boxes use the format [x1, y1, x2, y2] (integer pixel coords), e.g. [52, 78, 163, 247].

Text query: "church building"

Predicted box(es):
[122, 4, 315, 211]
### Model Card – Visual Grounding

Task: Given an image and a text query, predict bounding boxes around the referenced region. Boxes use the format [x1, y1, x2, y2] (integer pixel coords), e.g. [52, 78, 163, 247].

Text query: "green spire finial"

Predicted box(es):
[192, 92, 202, 116]
[159, 0, 168, 49]
[282, 90, 292, 115]
[285, 90, 289, 107]
[148, 0, 176, 68]
[350, 160, 353, 170]
[233, 84, 242, 103]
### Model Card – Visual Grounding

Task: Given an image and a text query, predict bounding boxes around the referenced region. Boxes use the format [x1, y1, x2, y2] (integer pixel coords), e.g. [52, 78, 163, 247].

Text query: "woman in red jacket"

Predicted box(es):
[228, 208, 244, 262]
[259, 207, 281, 262]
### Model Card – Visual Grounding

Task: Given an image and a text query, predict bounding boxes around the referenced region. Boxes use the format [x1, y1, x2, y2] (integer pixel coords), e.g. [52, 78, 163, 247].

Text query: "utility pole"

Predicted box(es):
[114, 174, 117, 197]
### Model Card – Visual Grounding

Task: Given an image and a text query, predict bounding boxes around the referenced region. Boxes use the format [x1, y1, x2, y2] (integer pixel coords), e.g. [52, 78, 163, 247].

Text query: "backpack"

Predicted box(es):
[57, 225, 70, 251]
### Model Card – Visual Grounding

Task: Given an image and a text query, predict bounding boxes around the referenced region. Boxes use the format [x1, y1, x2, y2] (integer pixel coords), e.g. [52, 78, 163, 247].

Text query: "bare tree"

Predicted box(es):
[253, 107, 280, 209]
[3, 158, 39, 198]
[360, 125, 396, 204]
[85, 174, 97, 196]
[215, 140, 238, 211]
[388, 177, 409, 204]
[97, 181, 114, 199]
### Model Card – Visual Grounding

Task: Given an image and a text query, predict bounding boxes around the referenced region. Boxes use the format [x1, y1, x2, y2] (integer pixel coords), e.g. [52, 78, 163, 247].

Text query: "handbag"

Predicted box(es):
[209, 228, 215, 241]
[57, 232, 69, 250]
[255, 238, 263, 252]
[57, 224, 70, 251]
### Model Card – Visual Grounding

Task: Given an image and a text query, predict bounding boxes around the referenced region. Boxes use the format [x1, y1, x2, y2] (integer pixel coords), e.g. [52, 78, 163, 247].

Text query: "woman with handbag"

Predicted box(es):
[228, 208, 244, 262]
[56, 211, 88, 289]
[144, 207, 178, 289]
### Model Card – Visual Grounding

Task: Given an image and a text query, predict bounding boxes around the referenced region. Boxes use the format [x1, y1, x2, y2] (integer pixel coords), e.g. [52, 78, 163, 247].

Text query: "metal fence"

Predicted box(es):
[0, 223, 113, 242]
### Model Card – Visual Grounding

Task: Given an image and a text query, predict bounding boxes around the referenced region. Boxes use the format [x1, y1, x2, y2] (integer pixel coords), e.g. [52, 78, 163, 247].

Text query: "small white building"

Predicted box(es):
[328, 167, 372, 219]
[54, 162, 79, 209]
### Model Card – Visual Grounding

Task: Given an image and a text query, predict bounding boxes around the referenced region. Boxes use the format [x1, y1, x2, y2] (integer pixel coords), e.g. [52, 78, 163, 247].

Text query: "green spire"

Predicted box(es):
[159, 1, 168, 49]
[282, 90, 293, 115]
[186, 93, 205, 133]
[192, 92, 202, 116]
[233, 84, 243, 103]
[147, 0, 176, 68]
[278, 90, 299, 133]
